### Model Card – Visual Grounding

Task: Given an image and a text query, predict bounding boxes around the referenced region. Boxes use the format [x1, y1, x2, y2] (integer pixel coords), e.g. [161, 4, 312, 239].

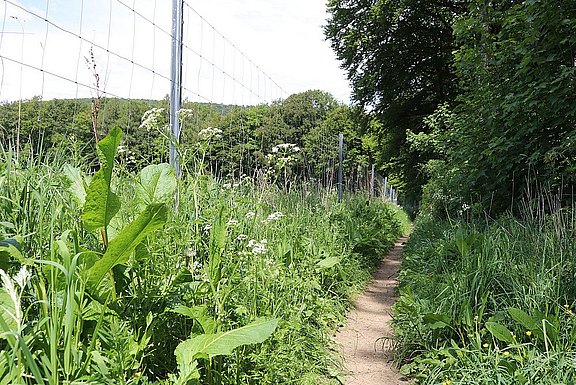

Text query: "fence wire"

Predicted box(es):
[0, 0, 286, 105]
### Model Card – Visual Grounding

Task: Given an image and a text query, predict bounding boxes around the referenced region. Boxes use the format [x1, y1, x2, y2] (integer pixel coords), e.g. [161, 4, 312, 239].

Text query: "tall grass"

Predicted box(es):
[393, 199, 576, 383]
[0, 136, 408, 384]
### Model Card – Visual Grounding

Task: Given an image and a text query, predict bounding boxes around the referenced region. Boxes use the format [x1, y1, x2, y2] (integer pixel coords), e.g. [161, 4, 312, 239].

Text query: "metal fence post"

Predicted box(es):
[370, 164, 375, 199]
[338, 133, 343, 202]
[169, 0, 184, 177]
[383, 176, 388, 200]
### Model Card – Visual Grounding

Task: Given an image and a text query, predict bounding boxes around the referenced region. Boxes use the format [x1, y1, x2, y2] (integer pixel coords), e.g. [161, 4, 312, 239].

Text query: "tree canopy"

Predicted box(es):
[327, 0, 576, 215]
[0, 90, 376, 190]
[325, 0, 467, 203]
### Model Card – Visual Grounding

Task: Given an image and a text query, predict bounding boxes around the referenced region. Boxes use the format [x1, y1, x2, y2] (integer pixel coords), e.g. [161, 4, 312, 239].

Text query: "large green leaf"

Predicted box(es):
[171, 305, 216, 334]
[485, 321, 515, 344]
[423, 313, 452, 330]
[0, 289, 17, 338]
[86, 203, 167, 292]
[63, 164, 90, 207]
[136, 163, 177, 208]
[508, 308, 537, 331]
[175, 317, 277, 363]
[81, 127, 122, 232]
[316, 256, 341, 269]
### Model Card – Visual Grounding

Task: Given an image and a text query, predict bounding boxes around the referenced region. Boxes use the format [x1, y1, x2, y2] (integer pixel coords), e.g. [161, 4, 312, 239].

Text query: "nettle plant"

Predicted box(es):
[0, 127, 277, 384]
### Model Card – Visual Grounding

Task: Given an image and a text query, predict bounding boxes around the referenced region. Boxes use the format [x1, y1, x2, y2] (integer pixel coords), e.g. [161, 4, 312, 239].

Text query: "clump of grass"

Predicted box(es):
[393, 198, 576, 383]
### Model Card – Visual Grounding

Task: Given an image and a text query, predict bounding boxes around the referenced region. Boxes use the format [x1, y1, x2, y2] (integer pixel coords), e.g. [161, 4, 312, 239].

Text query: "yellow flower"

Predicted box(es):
[564, 304, 570, 309]
[442, 381, 452, 385]
[483, 343, 489, 348]
[526, 330, 532, 337]
[503, 351, 510, 357]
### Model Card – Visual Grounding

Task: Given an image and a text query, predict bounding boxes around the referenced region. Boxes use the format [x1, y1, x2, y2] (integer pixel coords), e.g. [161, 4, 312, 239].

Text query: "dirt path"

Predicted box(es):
[334, 236, 410, 385]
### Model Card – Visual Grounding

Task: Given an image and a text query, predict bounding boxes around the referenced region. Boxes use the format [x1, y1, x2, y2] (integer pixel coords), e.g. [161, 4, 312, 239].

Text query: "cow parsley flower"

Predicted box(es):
[198, 127, 223, 141]
[246, 239, 267, 255]
[140, 108, 166, 131]
[263, 211, 284, 224]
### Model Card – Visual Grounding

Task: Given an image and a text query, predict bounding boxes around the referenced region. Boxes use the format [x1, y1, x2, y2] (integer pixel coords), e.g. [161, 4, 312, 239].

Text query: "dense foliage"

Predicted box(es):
[326, 0, 576, 215]
[325, 0, 466, 203]
[326, 1, 576, 383]
[441, 0, 576, 214]
[0, 128, 409, 384]
[0, 90, 377, 190]
[393, 204, 576, 384]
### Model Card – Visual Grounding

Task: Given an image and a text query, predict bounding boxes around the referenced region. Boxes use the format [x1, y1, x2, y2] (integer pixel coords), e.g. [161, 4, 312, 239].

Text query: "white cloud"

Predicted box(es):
[0, 0, 351, 104]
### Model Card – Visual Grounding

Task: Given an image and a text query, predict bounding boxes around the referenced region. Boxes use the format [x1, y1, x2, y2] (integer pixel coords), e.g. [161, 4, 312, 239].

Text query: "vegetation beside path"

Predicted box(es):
[0, 128, 409, 384]
[392, 206, 576, 384]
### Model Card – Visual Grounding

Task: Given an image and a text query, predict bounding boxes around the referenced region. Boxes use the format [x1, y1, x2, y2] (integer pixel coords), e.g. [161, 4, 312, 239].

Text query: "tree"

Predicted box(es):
[325, 0, 467, 202]
[436, 0, 576, 213]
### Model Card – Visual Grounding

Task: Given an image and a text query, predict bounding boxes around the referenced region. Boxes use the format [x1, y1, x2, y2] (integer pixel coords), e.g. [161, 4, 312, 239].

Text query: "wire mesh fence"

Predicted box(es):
[0, 0, 399, 202]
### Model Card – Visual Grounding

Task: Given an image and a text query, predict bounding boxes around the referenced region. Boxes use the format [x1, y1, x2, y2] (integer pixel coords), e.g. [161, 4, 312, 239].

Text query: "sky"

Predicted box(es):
[0, 0, 352, 105]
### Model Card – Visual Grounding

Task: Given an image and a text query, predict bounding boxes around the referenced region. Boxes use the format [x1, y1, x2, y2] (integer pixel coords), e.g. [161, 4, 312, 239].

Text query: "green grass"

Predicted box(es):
[393, 206, 576, 384]
[0, 136, 408, 384]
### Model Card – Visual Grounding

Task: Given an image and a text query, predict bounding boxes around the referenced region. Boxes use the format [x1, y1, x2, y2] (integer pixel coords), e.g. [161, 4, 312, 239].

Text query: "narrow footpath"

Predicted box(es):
[334, 236, 411, 385]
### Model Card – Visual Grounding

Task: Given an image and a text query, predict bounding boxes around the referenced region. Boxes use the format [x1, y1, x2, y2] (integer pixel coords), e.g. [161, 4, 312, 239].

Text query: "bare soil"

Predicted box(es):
[333, 236, 411, 385]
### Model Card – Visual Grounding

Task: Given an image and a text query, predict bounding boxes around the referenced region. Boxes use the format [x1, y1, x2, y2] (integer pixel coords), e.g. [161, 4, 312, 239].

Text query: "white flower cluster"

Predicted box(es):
[177, 108, 194, 121]
[247, 239, 267, 255]
[227, 219, 239, 226]
[192, 261, 203, 275]
[263, 211, 284, 224]
[267, 143, 300, 169]
[139, 108, 165, 131]
[198, 127, 223, 141]
[272, 143, 300, 153]
[245, 211, 256, 219]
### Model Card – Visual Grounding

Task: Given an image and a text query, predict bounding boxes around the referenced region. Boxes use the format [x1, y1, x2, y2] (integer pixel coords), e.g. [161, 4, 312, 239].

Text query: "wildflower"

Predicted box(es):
[140, 108, 165, 130]
[245, 211, 256, 219]
[198, 127, 223, 140]
[526, 330, 532, 337]
[246, 239, 267, 255]
[442, 381, 452, 385]
[503, 351, 510, 357]
[263, 211, 285, 224]
[177, 108, 194, 121]
[247, 239, 257, 248]
[564, 304, 570, 309]
[227, 219, 239, 226]
[237, 234, 248, 241]
[192, 261, 203, 274]
[271, 143, 300, 153]
[203, 224, 212, 232]
[483, 343, 489, 348]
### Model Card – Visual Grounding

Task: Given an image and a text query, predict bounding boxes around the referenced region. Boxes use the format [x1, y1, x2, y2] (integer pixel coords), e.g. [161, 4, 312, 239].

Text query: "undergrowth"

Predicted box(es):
[0, 128, 409, 384]
[393, 205, 576, 384]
